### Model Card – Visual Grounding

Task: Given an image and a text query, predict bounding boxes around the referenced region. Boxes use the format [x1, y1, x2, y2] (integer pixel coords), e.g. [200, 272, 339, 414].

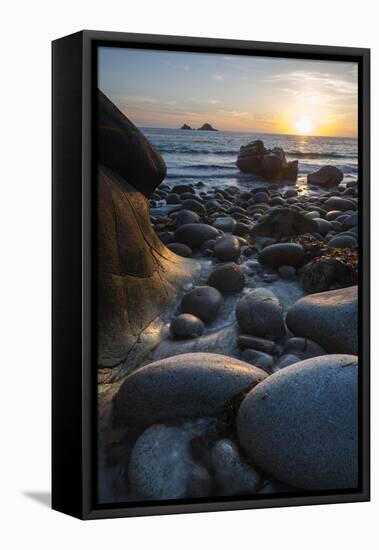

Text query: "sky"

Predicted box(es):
[98, 47, 358, 138]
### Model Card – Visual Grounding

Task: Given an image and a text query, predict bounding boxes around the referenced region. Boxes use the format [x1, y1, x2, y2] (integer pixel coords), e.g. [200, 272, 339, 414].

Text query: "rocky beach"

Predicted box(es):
[97, 90, 359, 504]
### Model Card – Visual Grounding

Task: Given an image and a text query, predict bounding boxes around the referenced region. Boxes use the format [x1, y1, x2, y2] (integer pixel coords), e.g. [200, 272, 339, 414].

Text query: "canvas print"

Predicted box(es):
[96, 47, 359, 504]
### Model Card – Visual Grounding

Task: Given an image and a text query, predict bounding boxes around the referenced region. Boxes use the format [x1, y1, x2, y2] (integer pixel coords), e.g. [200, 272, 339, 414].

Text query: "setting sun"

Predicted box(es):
[294, 117, 315, 135]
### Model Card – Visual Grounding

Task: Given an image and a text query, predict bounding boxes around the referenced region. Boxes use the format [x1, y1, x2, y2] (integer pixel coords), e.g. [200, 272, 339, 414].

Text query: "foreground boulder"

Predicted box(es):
[252, 207, 318, 239]
[115, 353, 268, 427]
[97, 101, 199, 371]
[286, 286, 358, 354]
[237, 354, 358, 490]
[98, 90, 166, 197]
[237, 140, 298, 180]
[307, 165, 343, 188]
[211, 439, 261, 495]
[129, 420, 211, 499]
[236, 288, 285, 340]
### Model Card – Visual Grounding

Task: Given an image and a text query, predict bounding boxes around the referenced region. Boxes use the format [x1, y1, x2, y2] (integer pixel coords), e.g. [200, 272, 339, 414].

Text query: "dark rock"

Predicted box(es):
[237, 140, 298, 180]
[211, 439, 261, 495]
[208, 263, 245, 292]
[313, 218, 333, 236]
[166, 243, 193, 257]
[213, 217, 237, 233]
[98, 90, 166, 198]
[278, 265, 297, 279]
[213, 235, 241, 261]
[286, 286, 358, 354]
[307, 165, 343, 188]
[328, 235, 357, 249]
[274, 353, 300, 370]
[175, 209, 200, 227]
[258, 243, 304, 269]
[237, 355, 358, 490]
[323, 196, 355, 212]
[128, 420, 209, 499]
[174, 224, 219, 248]
[236, 288, 285, 340]
[180, 123, 193, 130]
[166, 193, 181, 204]
[252, 207, 318, 239]
[284, 337, 326, 359]
[181, 286, 223, 322]
[299, 256, 358, 293]
[181, 198, 206, 215]
[198, 123, 218, 131]
[170, 314, 205, 339]
[241, 349, 274, 371]
[237, 335, 277, 355]
[172, 184, 193, 194]
[97, 92, 199, 370]
[115, 352, 268, 427]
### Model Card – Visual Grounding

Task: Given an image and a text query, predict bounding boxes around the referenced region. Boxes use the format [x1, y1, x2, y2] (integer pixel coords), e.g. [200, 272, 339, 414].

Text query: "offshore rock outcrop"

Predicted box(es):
[237, 139, 298, 180]
[97, 91, 198, 375]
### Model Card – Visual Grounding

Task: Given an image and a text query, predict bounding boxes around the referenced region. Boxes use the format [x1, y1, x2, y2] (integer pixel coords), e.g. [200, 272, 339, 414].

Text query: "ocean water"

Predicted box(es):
[141, 128, 358, 192]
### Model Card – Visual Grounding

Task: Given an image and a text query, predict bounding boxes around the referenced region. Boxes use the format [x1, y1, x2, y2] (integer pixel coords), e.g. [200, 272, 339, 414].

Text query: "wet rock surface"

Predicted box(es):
[237, 354, 358, 490]
[115, 352, 268, 428]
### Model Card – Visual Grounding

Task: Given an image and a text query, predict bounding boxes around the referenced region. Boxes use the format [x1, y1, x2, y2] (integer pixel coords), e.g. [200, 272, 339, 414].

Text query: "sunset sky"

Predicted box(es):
[98, 47, 358, 138]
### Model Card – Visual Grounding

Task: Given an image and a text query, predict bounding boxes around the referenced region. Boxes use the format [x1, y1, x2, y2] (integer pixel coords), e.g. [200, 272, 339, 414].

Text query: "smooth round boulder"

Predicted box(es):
[278, 265, 297, 279]
[284, 337, 326, 359]
[323, 196, 355, 212]
[236, 288, 285, 340]
[181, 198, 206, 215]
[286, 286, 357, 354]
[307, 165, 343, 188]
[175, 209, 200, 227]
[211, 439, 261, 495]
[128, 420, 209, 499]
[170, 314, 205, 339]
[241, 349, 274, 371]
[181, 286, 223, 322]
[258, 243, 304, 269]
[207, 263, 245, 292]
[328, 235, 357, 249]
[166, 243, 193, 257]
[166, 193, 181, 204]
[213, 217, 237, 233]
[213, 235, 241, 261]
[237, 334, 277, 355]
[174, 224, 219, 248]
[115, 352, 268, 427]
[237, 354, 358, 490]
[313, 218, 333, 236]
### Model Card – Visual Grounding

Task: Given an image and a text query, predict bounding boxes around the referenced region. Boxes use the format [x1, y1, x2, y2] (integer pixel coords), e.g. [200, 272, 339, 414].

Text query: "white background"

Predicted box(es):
[0, 0, 377, 548]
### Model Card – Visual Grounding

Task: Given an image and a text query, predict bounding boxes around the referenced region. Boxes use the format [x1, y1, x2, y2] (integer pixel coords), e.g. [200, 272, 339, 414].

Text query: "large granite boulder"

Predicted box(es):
[115, 352, 268, 427]
[236, 288, 285, 340]
[237, 140, 298, 180]
[251, 207, 318, 239]
[128, 420, 210, 499]
[286, 286, 358, 354]
[237, 354, 358, 490]
[307, 165, 343, 188]
[98, 90, 166, 198]
[97, 92, 198, 372]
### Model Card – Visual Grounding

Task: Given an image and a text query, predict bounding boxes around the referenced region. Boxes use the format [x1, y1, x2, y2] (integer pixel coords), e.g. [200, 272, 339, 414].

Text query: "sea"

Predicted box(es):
[141, 128, 358, 192]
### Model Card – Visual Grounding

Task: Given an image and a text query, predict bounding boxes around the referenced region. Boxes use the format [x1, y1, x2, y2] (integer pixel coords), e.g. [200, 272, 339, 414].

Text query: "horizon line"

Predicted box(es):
[137, 126, 357, 140]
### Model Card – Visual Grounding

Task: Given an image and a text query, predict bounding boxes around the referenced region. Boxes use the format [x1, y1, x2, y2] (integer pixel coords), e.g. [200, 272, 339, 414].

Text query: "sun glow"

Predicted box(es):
[294, 117, 315, 135]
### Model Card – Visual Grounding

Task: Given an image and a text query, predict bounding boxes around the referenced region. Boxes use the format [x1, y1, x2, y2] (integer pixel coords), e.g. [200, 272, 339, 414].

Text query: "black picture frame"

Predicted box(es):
[52, 30, 370, 520]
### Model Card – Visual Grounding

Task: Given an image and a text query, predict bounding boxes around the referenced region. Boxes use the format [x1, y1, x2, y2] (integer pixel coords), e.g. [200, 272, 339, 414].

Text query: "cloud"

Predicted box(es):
[211, 74, 225, 81]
